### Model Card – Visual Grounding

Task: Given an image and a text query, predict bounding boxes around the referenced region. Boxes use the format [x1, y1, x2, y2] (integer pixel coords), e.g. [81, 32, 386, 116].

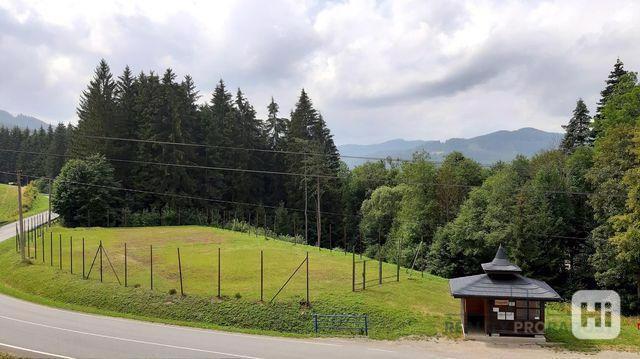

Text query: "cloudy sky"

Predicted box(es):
[1, 0, 639, 145]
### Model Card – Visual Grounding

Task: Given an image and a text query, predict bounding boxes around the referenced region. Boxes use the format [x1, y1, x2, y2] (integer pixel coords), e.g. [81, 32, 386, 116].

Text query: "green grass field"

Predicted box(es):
[0, 184, 48, 226]
[0, 225, 638, 350]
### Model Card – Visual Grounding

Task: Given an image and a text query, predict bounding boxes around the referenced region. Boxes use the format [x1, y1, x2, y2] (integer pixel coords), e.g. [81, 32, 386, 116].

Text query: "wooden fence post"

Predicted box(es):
[99, 241, 103, 283]
[58, 234, 62, 270]
[352, 250, 355, 292]
[124, 243, 127, 287]
[217, 247, 221, 298]
[397, 237, 400, 282]
[150, 245, 153, 290]
[177, 248, 184, 296]
[378, 229, 382, 285]
[70, 236, 73, 274]
[362, 261, 366, 291]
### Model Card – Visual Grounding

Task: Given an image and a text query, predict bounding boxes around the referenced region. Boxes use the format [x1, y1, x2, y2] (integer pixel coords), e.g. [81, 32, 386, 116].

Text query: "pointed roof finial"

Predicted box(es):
[481, 244, 522, 274]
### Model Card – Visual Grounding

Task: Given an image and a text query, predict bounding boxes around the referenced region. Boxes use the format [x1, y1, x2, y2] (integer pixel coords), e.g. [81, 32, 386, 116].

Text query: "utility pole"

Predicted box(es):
[316, 176, 321, 248]
[304, 175, 308, 244]
[17, 170, 25, 260]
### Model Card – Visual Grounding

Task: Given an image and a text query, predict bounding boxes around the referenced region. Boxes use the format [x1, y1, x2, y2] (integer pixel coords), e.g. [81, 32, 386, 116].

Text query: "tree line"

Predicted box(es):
[1, 58, 639, 312]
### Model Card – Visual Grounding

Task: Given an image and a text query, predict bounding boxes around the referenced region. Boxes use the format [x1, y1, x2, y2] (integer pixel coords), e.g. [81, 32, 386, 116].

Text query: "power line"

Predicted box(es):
[0, 147, 621, 198]
[0, 169, 346, 218]
[84, 134, 495, 167]
[2, 169, 593, 241]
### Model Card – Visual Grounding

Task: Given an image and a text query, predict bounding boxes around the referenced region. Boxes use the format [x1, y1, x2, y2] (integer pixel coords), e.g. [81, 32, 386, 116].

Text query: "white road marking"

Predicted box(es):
[0, 314, 263, 359]
[0, 341, 75, 359]
[2, 295, 343, 347]
[367, 348, 395, 353]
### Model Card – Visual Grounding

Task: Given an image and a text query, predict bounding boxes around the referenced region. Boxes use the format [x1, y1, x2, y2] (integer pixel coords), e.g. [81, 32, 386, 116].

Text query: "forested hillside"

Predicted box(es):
[1, 58, 639, 313]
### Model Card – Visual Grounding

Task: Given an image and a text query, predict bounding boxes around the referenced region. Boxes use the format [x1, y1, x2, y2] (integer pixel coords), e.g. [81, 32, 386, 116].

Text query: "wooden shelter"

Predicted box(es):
[449, 245, 561, 337]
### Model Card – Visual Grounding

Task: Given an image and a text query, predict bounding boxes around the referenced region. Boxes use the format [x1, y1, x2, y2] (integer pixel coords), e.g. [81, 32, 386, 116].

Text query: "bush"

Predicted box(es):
[22, 181, 39, 211]
[51, 155, 121, 227]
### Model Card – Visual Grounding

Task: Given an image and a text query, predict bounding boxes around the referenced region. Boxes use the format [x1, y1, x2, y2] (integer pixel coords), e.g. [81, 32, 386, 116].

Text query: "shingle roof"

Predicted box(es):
[480, 244, 522, 273]
[449, 273, 562, 301]
[448, 245, 562, 301]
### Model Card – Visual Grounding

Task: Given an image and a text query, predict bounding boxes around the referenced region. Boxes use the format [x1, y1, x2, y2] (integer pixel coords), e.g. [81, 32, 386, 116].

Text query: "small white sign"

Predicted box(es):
[498, 312, 506, 320]
[506, 312, 514, 320]
[493, 307, 499, 312]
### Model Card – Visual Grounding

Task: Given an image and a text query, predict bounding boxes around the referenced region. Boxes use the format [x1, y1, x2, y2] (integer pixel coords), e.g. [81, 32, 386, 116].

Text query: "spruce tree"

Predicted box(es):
[265, 97, 287, 149]
[284, 89, 343, 245]
[593, 58, 627, 137]
[561, 99, 592, 153]
[71, 59, 117, 157]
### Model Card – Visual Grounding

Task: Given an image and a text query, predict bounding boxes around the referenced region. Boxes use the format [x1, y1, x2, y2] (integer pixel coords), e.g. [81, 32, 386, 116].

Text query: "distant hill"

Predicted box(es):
[338, 128, 563, 167]
[0, 109, 49, 129]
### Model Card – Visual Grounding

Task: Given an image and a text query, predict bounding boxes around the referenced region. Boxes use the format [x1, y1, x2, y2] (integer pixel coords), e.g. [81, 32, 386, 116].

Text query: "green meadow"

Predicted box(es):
[0, 224, 637, 350]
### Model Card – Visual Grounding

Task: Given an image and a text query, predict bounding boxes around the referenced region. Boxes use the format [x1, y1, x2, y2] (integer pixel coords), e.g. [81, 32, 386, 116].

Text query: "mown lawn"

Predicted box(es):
[0, 225, 638, 351]
[0, 184, 48, 226]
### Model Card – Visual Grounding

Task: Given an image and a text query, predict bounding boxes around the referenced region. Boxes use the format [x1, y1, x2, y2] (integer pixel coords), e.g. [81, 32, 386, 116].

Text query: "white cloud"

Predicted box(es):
[0, 0, 639, 143]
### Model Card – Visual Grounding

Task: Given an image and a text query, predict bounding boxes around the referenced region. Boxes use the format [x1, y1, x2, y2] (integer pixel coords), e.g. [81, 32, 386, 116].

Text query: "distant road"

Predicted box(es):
[0, 211, 58, 242]
[0, 216, 633, 358]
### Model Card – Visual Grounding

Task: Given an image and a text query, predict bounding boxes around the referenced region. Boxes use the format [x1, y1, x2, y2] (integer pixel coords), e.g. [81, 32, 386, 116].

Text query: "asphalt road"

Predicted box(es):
[0, 211, 58, 242]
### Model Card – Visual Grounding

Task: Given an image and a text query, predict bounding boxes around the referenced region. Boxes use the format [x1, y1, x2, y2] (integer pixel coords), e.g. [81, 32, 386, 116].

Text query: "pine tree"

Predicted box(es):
[561, 99, 592, 152]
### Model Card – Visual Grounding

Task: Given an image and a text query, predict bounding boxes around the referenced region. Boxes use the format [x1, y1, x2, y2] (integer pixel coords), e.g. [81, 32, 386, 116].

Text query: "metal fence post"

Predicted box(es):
[306, 252, 309, 305]
[217, 247, 221, 298]
[82, 238, 85, 279]
[50, 232, 53, 266]
[260, 250, 264, 302]
[313, 314, 318, 333]
[364, 315, 368, 336]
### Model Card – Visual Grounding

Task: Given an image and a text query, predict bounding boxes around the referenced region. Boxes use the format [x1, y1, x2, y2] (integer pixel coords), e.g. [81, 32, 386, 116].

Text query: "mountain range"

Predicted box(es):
[0, 108, 562, 167]
[338, 128, 563, 168]
[0, 109, 49, 129]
